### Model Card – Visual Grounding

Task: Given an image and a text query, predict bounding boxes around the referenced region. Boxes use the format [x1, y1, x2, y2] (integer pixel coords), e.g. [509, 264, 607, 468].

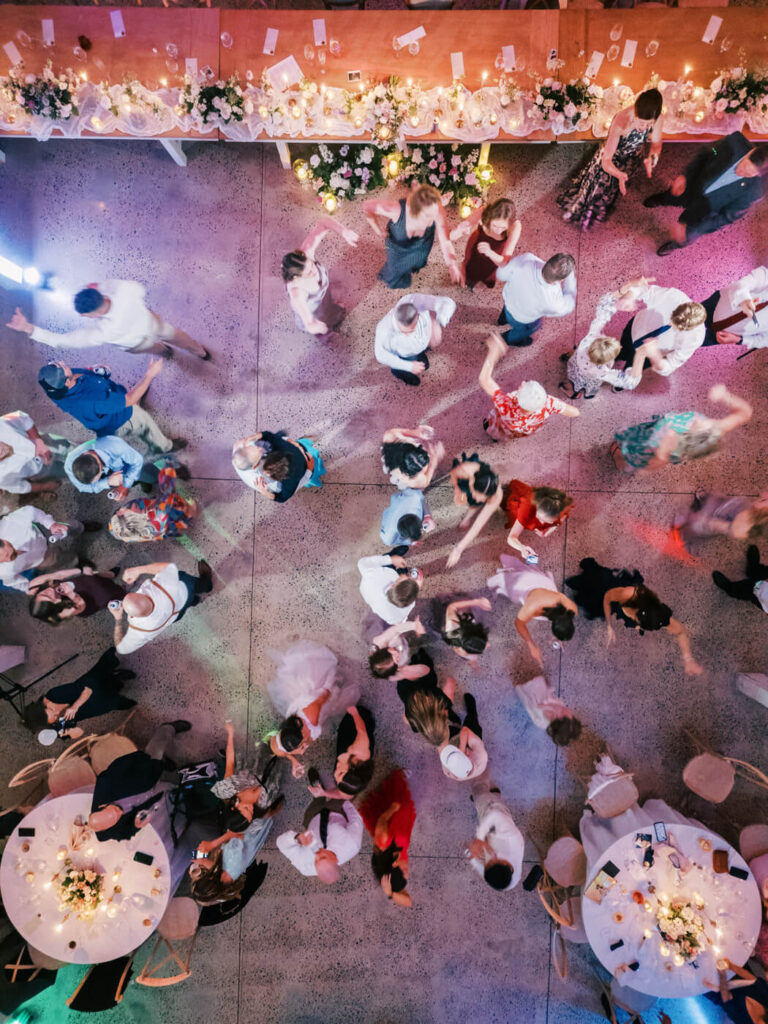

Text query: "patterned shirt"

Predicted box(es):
[485, 390, 567, 441]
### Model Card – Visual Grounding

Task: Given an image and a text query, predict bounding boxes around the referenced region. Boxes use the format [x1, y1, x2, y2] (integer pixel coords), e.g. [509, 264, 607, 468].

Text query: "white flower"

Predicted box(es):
[235, 86, 243, 97]
[711, 77, 723, 94]
[374, 84, 386, 99]
[536, 94, 544, 105]
[60, 104, 72, 118]
[220, 103, 232, 120]
[714, 98, 728, 114]
[738, 88, 747, 100]
[244, 98, 254, 115]
[564, 102, 577, 118]
[359, 147, 374, 164]
[309, 154, 321, 167]
[411, 148, 423, 164]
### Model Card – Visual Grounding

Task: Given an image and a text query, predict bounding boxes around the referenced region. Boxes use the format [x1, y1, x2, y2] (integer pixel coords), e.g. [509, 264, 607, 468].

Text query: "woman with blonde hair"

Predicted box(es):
[108, 460, 197, 542]
[450, 197, 521, 289]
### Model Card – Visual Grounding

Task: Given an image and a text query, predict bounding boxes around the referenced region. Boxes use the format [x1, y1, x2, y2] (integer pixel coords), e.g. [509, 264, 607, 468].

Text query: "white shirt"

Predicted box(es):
[715, 266, 768, 349]
[0, 411, 44, 494]
[357, 554, 415, 625]
[472, 801, 525, 890]
[30, 280, 157, 351]
[276, 802, 364, 876]
[516, 675, 572, 730]
[442, 732, 488, 781]
[631, 285, 705, 376]
[0, 505, 55, 592]
[496, 253, 577, 324]
[116, 563, 190, 655]
[374, 294, 456, 373]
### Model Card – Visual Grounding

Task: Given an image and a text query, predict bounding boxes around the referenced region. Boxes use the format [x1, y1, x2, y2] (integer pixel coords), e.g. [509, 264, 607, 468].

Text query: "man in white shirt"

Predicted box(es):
[704, 266, 768, 349]
[374, 293, 456, 386]
[6, 280, 209, 359]
[467, 778, 525, 892]
[276, 799, 363, 884]
[0, 410, 70, 495]
[111, 560, 213, 655]
[0, 506, 87, 593]
[357, 553, 422, 625]
[617, 284, 707, 378]
[496, 252, 577, 347]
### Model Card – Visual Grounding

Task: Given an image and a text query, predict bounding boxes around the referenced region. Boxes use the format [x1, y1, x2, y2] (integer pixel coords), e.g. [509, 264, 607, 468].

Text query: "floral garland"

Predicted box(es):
[2, 60, 78, 121]
[56, 859, 103, 920]
[711, 67, 768, 116]
[530, 77, 601, 131]
[98, 79, 163, 118]
[656, 899, 706, 962]
[177, 73, 246, 126]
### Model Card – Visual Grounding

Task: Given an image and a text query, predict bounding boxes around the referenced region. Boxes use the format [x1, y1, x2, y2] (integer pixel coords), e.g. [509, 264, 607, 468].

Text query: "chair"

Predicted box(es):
[537, 836, 587, 982]
[8, 759, 55, 789]
[4, 942, 64, 982]
[741, 825, 768, 864]
[89, 734, 138, 775]
[747, 996, 768, 1024]
[52, 733, 97, 767]
[586, 755, 640, 819]
[750, 852, 768, 896]
[611, 978, 658, 1015]
[543, 836, 587, 888]
[66, 955, 134, 1010]
[683, 752, 736, 803]
[114, 706, 138, 737]
[47, 756, 96, 797]
[136, 898, 199, 987]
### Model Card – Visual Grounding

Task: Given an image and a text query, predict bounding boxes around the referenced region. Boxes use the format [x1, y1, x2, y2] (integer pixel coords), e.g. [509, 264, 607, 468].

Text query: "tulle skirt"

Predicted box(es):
[266, 641, 358, 739]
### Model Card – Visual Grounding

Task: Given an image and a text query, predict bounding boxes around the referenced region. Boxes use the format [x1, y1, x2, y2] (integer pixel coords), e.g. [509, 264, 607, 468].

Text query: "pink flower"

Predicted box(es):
[428, 159, 437, 169]
[439, 163, 446, 172]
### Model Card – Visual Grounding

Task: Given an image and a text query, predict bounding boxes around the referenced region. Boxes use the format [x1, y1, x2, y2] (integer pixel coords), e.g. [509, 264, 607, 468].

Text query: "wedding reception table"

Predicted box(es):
[581, 800, 762, 999]
[0, 790, 171, 964]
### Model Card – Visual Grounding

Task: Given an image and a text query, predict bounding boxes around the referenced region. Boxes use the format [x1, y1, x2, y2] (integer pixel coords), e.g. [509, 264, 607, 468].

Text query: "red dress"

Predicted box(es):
[360, 769, 416, 857]
[505, 479, 572, 534]
[464, 225, 507, 289]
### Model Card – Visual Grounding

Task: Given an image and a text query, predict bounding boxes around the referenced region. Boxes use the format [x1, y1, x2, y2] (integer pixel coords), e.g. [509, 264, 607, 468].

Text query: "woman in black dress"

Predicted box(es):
[28, 567, 125, 625]
[307, 705, 376, 800]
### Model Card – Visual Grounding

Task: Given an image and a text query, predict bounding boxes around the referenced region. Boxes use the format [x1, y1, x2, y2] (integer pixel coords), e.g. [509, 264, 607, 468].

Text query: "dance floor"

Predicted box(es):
[0, 136, 767, 1023]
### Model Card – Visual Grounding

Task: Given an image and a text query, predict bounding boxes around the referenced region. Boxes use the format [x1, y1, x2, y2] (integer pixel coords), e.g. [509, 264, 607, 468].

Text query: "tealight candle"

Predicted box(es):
[55, 923, 63, 932]
[160, 78, 167, 87]
[694, 112, 704, 123]
[25, 871, 35, 884]
[673, 953, 685, 966]
[410, 115, 419, 127]
[644, 902, 652, 913]
[659, 943, 670, 957]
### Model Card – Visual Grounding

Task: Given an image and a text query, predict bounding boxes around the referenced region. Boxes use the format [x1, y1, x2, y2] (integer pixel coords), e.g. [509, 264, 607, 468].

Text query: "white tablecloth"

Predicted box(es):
[581, 802, 762, 999]
[0, 791, 171, 964]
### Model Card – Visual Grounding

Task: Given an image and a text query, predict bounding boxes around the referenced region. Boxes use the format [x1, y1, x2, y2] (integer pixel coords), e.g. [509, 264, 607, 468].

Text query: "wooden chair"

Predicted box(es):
[746, 996, 768, 1024]
[136, 898, 199, 987]
[5, 942, 64, 982]
[537, 837, 587, 981]
[89, 734, 137, 776]
[683, 752, 736, 803]
[611, 978, 658, 1016]
[114, 706, 138, 737]
[741, 825, 768, 864]
[66, 955, 133, 1010]
[8, 759, 55, 789]
[52, 733, 97, 768]
[543, 836, 587, 888]
[47, 756, 96, 797]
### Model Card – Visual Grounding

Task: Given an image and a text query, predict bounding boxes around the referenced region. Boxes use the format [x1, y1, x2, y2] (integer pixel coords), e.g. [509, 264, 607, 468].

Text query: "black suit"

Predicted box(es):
[91, 751, 165, 841]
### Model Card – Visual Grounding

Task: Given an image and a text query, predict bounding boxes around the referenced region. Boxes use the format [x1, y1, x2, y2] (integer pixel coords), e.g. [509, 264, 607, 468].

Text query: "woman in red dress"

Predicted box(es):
[450, 198, 521, 290]
[360, 769, 416, 908]
[505, 480, 573, 562]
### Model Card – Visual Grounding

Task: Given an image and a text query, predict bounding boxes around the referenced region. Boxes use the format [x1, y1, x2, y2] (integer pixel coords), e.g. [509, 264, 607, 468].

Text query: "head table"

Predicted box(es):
[0, 790, 171, 965]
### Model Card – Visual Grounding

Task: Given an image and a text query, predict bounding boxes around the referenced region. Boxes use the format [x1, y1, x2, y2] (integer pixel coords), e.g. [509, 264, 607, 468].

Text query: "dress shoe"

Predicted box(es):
[170, 438, 188, 452]
[199, 348, 211, 361]
[712, 571, 733, 595]
[643, 193, 667, 208]
[657, 240, 683, 257]
[83, 521, 101, 532]
[164, 719, 192, 734]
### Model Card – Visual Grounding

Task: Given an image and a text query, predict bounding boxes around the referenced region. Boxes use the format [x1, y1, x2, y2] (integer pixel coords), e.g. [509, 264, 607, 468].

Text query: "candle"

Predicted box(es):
[323, 193, 338, 213]
[459, 201, 473, 219]
[481, 70, 488, 82]
[25, 871, 35, 884]
[490, 114, 497, 125]
[407, 77, 412, 87]
[684, 65, 692, 76]
[673, 953, 685, 966]
[81, 71, 88, 81]
[160, 78, 167, 87]
[479, 166, 493, 182]
[659, 943, 670, 957]
[694, 112, 704, 123]
[292, 106, 301, 119]
[410, 115, 419, 127]
[388, 157, 399, 176]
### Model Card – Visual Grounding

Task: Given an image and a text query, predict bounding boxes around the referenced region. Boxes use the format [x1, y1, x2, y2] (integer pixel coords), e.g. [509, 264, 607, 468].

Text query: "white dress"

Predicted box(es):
[266, 641, 359, 740]
[487, 554, 557, 609]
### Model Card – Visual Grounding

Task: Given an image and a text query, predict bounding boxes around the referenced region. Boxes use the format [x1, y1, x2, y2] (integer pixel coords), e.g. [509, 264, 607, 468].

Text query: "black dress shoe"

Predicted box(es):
[200, 348, 211, 361]
[165, 719, 192, 734]
[176, 465, 191, 481]
[712, 571, 733, 595]
[643, 193, 668, 208]
[83, 521, 102, 532]
[657, 240, 683, 257]
[170, 438, 188, 452]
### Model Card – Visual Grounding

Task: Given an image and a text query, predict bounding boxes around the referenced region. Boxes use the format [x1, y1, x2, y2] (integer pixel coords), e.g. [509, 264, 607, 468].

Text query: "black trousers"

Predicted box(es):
[391, 352, 429, 387]
[715, 547, 768, 607]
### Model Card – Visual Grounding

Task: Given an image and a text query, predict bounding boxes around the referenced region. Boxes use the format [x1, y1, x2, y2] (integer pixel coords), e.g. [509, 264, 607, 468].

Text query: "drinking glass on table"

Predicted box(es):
[408, 40, 420, 56]
[645, 40, 659, 58]
[607, 44, 619, 62]
[609, 22, 623, 42]
[304, 44, 315, 61]
[165, 43, 178, 59]
[220, 32, 234, 49]
[329, 38, 341, 57]
[318, 48, 326, 72]
[393, 35, 403, 56]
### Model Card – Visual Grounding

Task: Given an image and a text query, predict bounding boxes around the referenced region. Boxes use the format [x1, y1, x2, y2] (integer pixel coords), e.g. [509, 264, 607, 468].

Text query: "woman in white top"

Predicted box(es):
[515, 675, 582, 746]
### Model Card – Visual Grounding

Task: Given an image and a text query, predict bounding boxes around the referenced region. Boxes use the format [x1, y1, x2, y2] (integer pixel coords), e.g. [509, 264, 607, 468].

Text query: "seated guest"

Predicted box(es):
[0, 408, 70, 495]
[231, 430, 324, 502]
[0, 506, 94, 594]
[467, 778, 525, 891]
[380, 488, 434, 549]
[616, 281, 707, 378]
[358, 553, 422, 625]
[381, 425, 444, 490]
[374, 294, 456, 387]
[307, 705, 376, 801]
[276, 796, 364, 884]
[360, 769, 417, 908]
[514, 675, 582, 747]
[111, 559, 213, 655]
[29, 566, 125, 625]
[703, 265, 768, 349]
[64, 435, 161, 499]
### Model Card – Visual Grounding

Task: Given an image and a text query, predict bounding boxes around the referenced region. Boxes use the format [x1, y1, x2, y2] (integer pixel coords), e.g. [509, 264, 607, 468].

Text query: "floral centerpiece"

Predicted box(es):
[656, 898, 706, 962]
[398, 143, 488, 208]
[710, 67, 768, 117]
[98, 79, 164, 118]
[2, 60, 79, 121]
[56, 859, 103, 920]
[177, 73, 246, 126]
[307, 143, 387, 202]
[530, 77, 601, 131]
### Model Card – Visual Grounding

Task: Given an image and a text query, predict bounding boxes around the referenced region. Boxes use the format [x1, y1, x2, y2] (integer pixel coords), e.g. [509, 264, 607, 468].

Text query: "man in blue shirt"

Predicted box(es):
[64, 435, 159, 498]
[380, 488, 435, 549]
[38, 358, 182, 453]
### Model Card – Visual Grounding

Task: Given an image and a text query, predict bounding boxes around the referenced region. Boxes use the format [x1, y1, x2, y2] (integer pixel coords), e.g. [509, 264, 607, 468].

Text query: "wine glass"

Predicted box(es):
[408, 41, 420, 56]
[317, 48, 326, 73]
[16, 30, 31, 48]
[303, 44, 315, 61]
[166, 60, 179, 73]
[645, 40, 659, 58]
[73, 46, 85, 61]
[166, 43, 178, 59]
[609, 23, 623, 42]
[329, 39, 341, 57]
[719, 36, 733, 53]
[607, 44, 620, 62]
[220, 32, 233, 50]
[393, 35, 403, 56]
[494, 52, 504, 71]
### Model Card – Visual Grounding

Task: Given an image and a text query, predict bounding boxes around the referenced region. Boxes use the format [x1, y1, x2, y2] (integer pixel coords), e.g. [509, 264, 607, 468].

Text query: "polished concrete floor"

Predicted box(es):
[0, 137, 767, 1024]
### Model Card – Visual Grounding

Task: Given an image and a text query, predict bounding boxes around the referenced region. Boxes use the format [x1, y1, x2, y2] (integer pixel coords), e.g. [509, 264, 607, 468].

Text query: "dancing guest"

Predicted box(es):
[440, 597, 491, 663]
[644, 132, 768, 255]
[109, 461, 197, 543]
[380, 487, 434, 550]
[702, 265, 768, 349]
[24, 647, 136, 743]
[231, 430, 325, 502]
[0, 409, 69, 495]
[712, 545, 768, 611]
[514, 674, 582, 747]
[29, 566, 125, 625]
[615, 283, 707, 378]
[467, 779, 525, 891]
[64, 435, 161, 498]
[38, 358, 181, 453]
[0, 507, 94, 593]
[674, 492, 768, 551]
[436, 692, 488, 783]
[611, 385, 752, 474]
[360, 769, 416, 907]
[446, 453, 503, 569]
[396, 651, 459, 743]
[565, 557, 703, 676]
[488, 554, 577, 666]
[282, 215, 359, 341]
[369, 620, 431, 682]
[307, 705, 376, 800]
[495, 252, 576, 347]
[505, 480, 573, 563]
[557, 88, 663, 229]
[111, 559, 213, 654]
[381, 425, 444, 490]
[481, 333, 579, 442]
[363, 184, 461, 289]
[7, 280, 209, 357]
[358, 553, 422, 625]
[449, 197, 521, 289]
[276, 796, 364, 884]
[374, 294, 456, 387]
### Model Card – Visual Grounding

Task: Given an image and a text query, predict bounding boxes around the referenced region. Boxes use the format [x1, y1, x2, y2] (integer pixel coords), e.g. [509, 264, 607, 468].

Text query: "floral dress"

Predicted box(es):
[566, 292, 642, 398]
[613, 411, 696, 470]
[485, 390, 567, 441]
[557, 126, 651, 229]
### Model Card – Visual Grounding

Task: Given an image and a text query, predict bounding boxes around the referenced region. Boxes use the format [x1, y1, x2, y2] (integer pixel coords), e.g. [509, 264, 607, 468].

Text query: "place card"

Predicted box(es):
[265, 55, 303, 91]
[702, 15, 722, 45]
[185, 58, 198, 78]
[110, 11, 126, 39]
[621, 40, 637, 68]
[313, 19, 327, 47]
[396, 26, 426, 48]
[585, 51, 604, 79]
[41, 19, 55, 47]
[3, 41, 22, 67]
[502, 45, 516, 72]
[450, 52, 465, 80]
[263, 28, 278, 57]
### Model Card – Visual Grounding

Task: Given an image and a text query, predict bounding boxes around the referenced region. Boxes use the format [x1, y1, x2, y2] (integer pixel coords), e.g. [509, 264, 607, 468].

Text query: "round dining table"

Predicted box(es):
[0, 790, 171, 964]
[581, 801, 762, 999]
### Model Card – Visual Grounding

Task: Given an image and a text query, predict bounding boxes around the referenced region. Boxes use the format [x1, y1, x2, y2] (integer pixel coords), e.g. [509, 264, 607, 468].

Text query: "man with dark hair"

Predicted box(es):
[358, 553, 422, 625]
[64, 435, 163, 497]
[495, 251, 577, 347]
[380, 488, 434, 549]
[645, 132, 767, 255]
[374, 293, 456, 386]
[467, 777, 525, 892]
[6, 278, 209, 358]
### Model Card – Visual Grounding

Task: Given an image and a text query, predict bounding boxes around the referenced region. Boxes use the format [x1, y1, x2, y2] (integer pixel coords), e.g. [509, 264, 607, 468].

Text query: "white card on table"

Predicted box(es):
[502, 45, 516, 72]
[263, 28, 278, 56]
[621, 40, 637, 68]
[585, 50, 604, 79]
[41, 19, 55, 47]
[185, 58, 198, 77]
[3, 41, 22, 66]
[313, 19, 327, 47]
[702, 15, 722, 44]
[397, 26, 426, 47]
[110, 11, 126, 38]
[265, 55, 303, 91]
[450, 52, 465, 80]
